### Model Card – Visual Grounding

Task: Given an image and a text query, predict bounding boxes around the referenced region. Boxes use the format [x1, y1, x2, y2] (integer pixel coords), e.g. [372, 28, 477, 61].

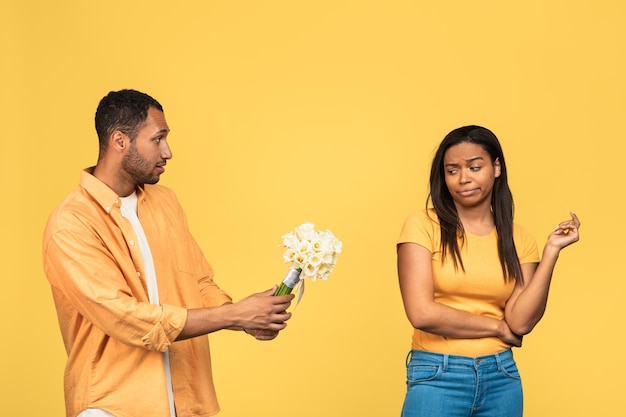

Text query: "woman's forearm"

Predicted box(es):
[505, 246, 560, 335]
[407, 299, 510, 340]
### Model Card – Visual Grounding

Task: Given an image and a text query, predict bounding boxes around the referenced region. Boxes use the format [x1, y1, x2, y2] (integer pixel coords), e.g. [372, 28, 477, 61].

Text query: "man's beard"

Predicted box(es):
[121, 144, 160, 185]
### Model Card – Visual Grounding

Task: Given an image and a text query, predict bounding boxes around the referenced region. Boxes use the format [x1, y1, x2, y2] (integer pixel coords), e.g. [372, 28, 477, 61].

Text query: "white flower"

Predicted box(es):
[282, 247, 297, 264]
[303, 263, 319, 279]
[294, 222, 315, 241]
[281, 232, 299, 249]
[280, 222, 342, 282]
[316, 263, 331, 280]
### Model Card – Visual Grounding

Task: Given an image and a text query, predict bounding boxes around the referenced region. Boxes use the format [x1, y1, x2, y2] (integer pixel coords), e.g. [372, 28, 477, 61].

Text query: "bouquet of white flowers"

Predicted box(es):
[275, 222, 342, 297]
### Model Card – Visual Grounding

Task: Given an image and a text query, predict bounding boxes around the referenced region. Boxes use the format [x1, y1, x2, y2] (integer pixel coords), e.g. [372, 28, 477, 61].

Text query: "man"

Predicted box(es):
[42, 89, 294, 417]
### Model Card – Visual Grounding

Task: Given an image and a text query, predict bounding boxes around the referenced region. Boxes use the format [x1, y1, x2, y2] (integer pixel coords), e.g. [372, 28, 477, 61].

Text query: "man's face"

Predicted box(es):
[121, 107, 172, 185]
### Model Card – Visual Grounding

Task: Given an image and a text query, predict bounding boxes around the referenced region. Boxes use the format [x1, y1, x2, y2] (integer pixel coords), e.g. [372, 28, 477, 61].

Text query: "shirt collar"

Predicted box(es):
[80, 167, 146, 214]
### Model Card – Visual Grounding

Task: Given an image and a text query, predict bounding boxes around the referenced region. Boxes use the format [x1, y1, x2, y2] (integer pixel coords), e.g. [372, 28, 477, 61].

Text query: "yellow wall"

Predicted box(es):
[2, 1, 624, 416]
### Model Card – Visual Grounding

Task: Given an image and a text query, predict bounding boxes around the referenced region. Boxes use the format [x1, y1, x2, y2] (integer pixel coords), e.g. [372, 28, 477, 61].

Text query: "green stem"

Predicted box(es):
[274, 268, 302, 296]
[275, 282, 293, 296]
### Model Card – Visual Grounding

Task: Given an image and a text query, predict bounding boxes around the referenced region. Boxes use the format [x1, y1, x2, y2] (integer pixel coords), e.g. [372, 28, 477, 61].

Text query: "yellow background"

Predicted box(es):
[2, 1, 624, 416]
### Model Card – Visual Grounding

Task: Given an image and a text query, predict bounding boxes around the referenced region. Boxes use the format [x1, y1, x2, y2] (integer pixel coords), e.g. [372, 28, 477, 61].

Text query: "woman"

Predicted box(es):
[397, 125, 580, 417]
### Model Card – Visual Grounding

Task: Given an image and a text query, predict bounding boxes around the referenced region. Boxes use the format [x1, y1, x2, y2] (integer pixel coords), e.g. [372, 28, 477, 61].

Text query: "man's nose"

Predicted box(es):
[161, 142, 173, 160]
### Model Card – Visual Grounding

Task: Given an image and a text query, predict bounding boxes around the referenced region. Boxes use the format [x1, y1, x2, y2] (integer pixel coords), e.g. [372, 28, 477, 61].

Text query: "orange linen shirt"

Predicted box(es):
[398, 209, 540, 356]
[43, 168, 232, 417]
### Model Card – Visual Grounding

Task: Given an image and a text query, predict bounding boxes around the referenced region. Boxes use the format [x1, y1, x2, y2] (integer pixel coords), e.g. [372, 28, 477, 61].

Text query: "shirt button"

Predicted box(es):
[137, 271, 141, 277]
[129, 240, 135, 246]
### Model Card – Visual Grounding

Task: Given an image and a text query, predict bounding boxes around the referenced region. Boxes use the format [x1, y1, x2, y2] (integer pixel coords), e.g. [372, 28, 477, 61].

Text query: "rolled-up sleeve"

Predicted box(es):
[141, 304, 187, 351]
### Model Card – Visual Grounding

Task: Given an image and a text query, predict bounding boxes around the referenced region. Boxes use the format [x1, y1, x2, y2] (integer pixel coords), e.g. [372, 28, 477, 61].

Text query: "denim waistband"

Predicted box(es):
[406, 349, 514, 370]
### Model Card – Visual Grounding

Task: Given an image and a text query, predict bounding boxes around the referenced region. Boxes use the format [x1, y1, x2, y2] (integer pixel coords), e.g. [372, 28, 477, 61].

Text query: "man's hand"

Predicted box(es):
[176, 286, 294, 341]
[233, 286, 294, 332]
[244, 328, 281, 341]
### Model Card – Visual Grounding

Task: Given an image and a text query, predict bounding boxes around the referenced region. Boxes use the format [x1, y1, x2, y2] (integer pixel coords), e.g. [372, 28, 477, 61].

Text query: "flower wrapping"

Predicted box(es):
[275, 222, 342, 297]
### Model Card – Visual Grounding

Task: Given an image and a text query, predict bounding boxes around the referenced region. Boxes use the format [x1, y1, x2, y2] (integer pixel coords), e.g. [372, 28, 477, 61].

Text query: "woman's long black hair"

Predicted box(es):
[427, 125, 523, 284]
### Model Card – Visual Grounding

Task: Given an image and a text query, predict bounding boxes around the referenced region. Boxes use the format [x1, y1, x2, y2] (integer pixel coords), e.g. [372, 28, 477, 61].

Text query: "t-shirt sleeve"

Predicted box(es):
[398, 210, 437, 252]
[514, 224, 540, 264]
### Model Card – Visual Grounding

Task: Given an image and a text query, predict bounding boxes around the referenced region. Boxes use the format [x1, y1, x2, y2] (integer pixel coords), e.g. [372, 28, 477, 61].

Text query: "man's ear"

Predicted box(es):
[494, 157, 502, 178]
[111, 130, 128, 152]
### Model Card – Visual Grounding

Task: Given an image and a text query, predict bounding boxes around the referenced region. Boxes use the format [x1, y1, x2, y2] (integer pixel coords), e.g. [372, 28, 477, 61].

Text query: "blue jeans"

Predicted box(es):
[401, 349, 523, 417]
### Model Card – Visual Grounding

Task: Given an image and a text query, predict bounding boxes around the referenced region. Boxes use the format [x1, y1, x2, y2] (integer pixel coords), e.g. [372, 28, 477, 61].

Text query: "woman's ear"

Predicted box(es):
[494, 158, 502, 178]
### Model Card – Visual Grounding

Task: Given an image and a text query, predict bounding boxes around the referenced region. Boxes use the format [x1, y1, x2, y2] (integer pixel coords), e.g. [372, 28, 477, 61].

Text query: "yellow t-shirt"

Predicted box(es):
[398, 209, 540, 356]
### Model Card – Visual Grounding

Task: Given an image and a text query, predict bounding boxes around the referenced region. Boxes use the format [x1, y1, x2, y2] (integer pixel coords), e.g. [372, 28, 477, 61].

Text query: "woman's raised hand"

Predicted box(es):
[547, 212, 581, 251]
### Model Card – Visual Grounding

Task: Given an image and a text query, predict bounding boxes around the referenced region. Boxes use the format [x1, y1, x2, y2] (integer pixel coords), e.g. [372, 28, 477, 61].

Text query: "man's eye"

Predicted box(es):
[447, 169, 458, 175]
[470, 166, 481, 171]
[154, 137, 162, 143]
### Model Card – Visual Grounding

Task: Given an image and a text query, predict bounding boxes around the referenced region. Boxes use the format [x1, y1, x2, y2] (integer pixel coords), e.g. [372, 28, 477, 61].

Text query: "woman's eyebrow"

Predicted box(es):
[444, 156, 484, 167]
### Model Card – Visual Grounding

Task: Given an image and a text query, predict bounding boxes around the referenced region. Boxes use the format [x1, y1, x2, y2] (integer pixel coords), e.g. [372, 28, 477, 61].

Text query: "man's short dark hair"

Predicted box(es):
[95, 89, 164, 152]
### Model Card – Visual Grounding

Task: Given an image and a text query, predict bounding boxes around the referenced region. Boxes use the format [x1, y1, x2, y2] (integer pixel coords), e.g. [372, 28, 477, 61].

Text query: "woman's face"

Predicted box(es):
[442, 142, 501, 210]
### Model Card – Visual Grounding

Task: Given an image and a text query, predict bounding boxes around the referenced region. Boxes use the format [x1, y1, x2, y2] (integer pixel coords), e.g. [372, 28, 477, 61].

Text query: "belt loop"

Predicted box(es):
[495, 350, 503, 371]
[405, 350, 413, 367]
[442, 354, 448, 371]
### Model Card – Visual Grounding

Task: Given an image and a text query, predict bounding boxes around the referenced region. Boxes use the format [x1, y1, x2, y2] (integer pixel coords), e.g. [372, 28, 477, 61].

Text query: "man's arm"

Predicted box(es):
[176, 286, 294, 341]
